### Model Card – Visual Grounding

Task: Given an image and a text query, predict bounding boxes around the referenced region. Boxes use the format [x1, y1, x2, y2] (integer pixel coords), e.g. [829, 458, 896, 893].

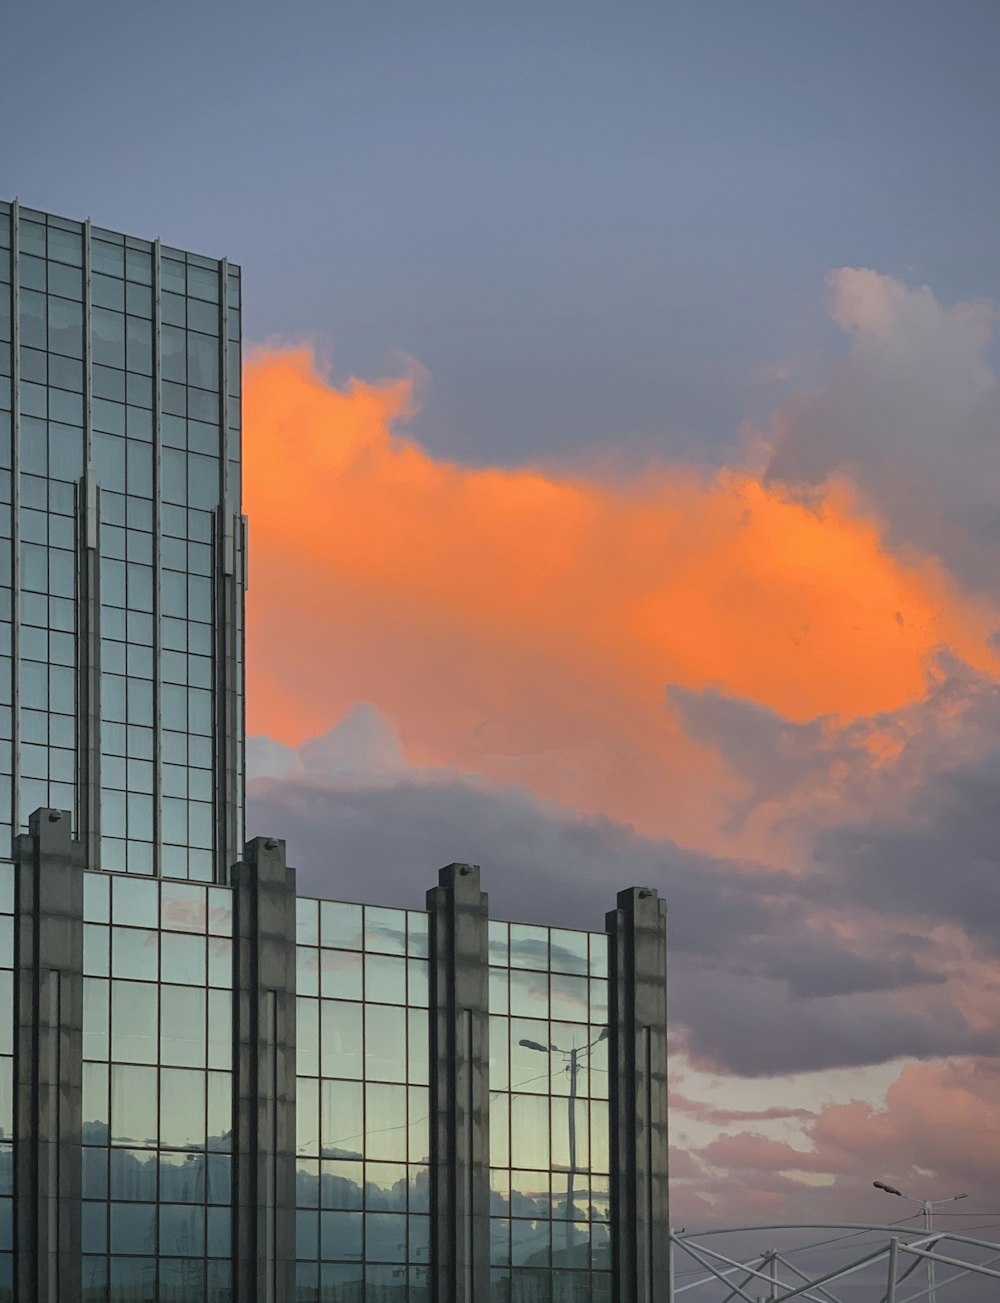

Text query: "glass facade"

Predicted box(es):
[0, 199, 244, 880]
[0, 849, 660, 1303]
[294, 898, 431, 1302]
[80, 871, 234, 1301]
[488, 923, 612, 1303]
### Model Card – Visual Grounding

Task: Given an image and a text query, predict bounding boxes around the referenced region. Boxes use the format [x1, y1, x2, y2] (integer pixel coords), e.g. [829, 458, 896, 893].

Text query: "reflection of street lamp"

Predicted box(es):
[873, 1181, 967, 1303]
[518, 1028, 608, 1260]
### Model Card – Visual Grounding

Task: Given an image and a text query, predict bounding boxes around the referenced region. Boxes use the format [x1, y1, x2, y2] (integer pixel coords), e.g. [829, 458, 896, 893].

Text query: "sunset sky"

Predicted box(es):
[6, 0, 1000, 1228]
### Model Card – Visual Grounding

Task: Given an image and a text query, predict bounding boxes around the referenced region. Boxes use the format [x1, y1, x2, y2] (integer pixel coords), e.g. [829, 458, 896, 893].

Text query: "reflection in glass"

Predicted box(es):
[160, 879, 207, 932]
[365, 1211, 406, 1262]
[589, 934, 608, 980]
[297, 947, 319, 998]
[83, 872, 110, 923]
[320, 1209, 363, 1261]
[322, 1000, 362, 1079]
[161, 931, 206, 985]
[489, 968, 508, 1015]
[208, 936, 231, 988]
[159, 1256, 206, 1299]
[112, 874, 158, 927]
[488, 921, 508, 967]
[511, 1218, 549, 1268]
[365, 1162, 407, 1211]
[321, 1261, 364, 1295]
[365, 1005, 406, 1082]
[111, 979, 157, 1063]
[509, 970, 548, 1019]
[550, 1099, 589, 1174]
[407, 1087, 430, 1166]
[321, 901, 362, 951]
[82, 1062, 109, 1143]
[321, 1080, 363, 1160]
[365, 954, 406, 1004]
[111, 926, 158, 981]
[590, 1101, 610, 1174]
[320, 949, 362, 1001]
[298, 1077, 319, 1158]
[160, 1067, 205, 1149]
[510, 1171, 549, 1219]
[110, 1199, 156, 1253]
[159, 1202, 205, 1256]
[83, 924, 110, 976]
[207, 989, 232, 1070]
[509, 1021, 550, 1093]
[207, 1070, 232, 1150]
[296, 898, 319, 947]
[297, 1209, 318, 1262]
[549, 974, 588, 1023]
[297, 1157, 320, 1208]
[490, 1099, 510, 1171]
[589, 979, 609, 1025]
[489, 1018, 509, 1092]
[159, 1150, 205, 1203]
[407, 911, 429, 958]
[297, 997, 319, 1077]
[322, 1159, 363, 1210]
[208, 1204, 231, 1257]
[549, 929, 590, 976]
[409, 1213, 430, 1264]
[110, 1063, 156, 1146]
[206, 886, 233, 937]
[82, 1200, 107, 1253]
[82, 1147, 108, 1199]
[364, 906, 406, 956]
[110, 1256, 157, 1299]
[508, 924, 548, 971]
[407, 1009, 429, 1086]
[109, 1147, 156, 1199]
[364, 1083, 407, 1162]
[83, 977, 110, 1060]
[510, 1096, 549, 1171]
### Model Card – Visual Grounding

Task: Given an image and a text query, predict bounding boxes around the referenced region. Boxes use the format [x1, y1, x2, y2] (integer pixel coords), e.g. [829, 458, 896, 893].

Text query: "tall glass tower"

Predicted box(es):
[0, 199, 245, 881]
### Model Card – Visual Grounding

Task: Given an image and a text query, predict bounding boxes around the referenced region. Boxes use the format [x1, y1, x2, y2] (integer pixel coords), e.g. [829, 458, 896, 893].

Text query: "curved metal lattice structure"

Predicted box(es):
[669, 1223, 1000, 1303]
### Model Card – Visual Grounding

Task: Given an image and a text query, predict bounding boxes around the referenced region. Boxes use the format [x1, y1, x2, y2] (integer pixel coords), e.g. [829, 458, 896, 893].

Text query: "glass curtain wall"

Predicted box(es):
[0, 199, 244, 880]
[488, 922, 612, 1303]
[294, 899, 431, 1303]
[80, 871, 234, 1302]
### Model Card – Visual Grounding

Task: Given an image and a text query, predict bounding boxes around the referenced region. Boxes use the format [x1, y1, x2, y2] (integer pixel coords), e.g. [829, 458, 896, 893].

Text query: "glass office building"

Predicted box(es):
[0, 199, 245, 882]
[6, 832, 667, 1303]
[1, 200, 669, 1303]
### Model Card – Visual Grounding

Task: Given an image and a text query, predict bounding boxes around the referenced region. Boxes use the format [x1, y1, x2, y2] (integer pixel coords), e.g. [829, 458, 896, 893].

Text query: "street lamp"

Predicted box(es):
[873, 1180, 968, 1303]
[518, 1028, 608, 1258]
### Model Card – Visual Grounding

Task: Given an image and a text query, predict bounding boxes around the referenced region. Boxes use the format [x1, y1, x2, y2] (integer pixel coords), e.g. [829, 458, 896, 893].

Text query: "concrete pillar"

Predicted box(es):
[426, 863, 491, 1303]
[13, 808, 84, 1303]
[231, 836, 297, 1303]
[607, 886, 670, 1303]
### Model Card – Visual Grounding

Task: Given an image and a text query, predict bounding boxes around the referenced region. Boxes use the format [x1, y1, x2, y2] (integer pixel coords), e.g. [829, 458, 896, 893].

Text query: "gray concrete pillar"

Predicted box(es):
[13, 808, 84, 1303]
[231, 836, 297, 1303]
[607, 886, 670, 1303]
[426, 863, 491, 1303]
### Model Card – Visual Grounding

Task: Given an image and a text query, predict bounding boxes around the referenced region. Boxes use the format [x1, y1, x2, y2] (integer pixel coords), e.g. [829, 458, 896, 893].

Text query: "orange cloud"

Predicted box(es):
[243, 347, 1000, 846]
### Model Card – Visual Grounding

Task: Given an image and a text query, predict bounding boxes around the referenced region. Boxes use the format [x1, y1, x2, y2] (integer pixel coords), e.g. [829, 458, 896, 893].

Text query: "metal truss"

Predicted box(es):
[669, 1222, 1000, 1303]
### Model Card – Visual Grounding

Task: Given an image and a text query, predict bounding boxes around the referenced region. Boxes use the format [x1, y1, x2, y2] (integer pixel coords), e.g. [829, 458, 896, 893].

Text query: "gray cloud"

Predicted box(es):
[246, 682, 1000, 1078]
[765, 268, 1000, 596]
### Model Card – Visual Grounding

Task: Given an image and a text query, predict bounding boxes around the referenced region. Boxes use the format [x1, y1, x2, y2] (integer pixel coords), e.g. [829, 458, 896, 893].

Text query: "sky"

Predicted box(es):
[5, 0, 1000, 1231]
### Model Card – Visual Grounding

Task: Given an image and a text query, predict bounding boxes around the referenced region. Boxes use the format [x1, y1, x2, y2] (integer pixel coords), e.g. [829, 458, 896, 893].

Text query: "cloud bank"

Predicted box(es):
[243, 268, 1000, 1222]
